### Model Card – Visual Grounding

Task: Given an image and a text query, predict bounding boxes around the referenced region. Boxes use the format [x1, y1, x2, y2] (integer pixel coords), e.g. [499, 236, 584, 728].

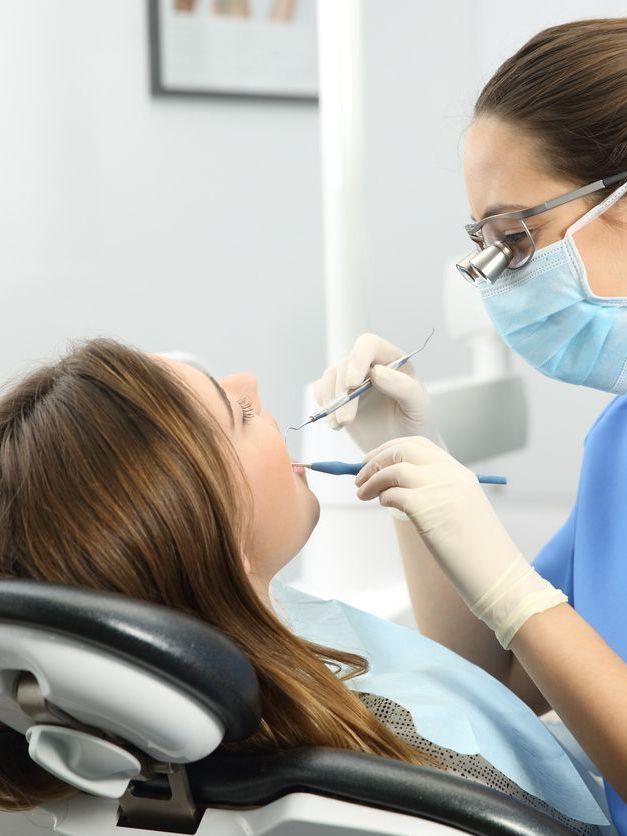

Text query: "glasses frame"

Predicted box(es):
[464, 170, 627, 268]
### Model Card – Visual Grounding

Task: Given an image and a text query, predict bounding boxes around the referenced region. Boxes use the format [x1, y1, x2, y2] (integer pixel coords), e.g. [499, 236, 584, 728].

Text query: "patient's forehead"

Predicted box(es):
[148, 354, 232, 431]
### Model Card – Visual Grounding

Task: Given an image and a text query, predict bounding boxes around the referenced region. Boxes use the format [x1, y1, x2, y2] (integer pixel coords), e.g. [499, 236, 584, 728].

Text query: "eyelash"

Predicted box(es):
[238, 396, 256, 423]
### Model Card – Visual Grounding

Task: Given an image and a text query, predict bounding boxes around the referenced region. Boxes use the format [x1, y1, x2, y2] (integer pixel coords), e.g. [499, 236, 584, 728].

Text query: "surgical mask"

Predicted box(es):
[480, 180, 627, 393]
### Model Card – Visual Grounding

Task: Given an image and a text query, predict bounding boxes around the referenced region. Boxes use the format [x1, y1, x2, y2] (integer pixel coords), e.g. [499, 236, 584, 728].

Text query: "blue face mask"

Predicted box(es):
[480, 180, 627, 393]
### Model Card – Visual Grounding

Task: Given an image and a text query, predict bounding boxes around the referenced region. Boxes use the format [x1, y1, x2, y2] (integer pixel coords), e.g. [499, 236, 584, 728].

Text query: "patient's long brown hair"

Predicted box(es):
[0, 338, 433, 811]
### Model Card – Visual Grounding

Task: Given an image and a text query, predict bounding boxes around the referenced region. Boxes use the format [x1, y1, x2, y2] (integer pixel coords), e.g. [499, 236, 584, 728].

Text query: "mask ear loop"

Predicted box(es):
[564, 178, 627, 300]
[566, 178, 627, 238]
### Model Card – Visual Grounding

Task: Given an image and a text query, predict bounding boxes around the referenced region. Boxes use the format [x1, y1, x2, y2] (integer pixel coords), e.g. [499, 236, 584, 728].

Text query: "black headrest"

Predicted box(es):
[0, 580, 261, 741]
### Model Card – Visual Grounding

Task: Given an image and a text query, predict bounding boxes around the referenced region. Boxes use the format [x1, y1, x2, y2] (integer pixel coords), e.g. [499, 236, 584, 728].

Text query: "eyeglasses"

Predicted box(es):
[456, 170, 627, 286]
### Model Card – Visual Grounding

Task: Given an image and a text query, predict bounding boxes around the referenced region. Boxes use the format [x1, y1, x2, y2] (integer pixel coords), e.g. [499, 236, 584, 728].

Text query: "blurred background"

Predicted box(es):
[0, 0, 624, 613]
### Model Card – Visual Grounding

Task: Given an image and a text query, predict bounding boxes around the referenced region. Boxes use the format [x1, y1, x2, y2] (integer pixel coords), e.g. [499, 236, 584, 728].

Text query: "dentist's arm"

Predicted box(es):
[313, 333, 542, 699]
[511, 603, 627, 799]
[356, 437, 627, 799]
[392, 514, 550, 714]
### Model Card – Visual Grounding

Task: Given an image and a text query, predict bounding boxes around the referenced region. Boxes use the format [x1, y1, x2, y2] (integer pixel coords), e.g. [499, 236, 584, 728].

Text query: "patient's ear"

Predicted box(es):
[240, 551, 273, 610]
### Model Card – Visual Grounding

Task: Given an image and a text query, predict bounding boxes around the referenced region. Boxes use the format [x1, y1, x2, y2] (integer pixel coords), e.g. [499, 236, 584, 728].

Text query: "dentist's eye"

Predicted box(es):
[502, 230, 531, 243]
[238, 395, 256, 423]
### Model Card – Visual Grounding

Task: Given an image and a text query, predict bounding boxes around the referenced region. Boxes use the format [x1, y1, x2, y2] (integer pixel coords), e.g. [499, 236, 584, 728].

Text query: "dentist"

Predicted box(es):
[314, 17, 627, 830]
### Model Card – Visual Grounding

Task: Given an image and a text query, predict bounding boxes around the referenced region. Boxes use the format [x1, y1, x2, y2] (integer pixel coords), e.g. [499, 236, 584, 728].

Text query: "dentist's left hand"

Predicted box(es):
[312, 333, 445, 453]
[355, 437, 567, 648]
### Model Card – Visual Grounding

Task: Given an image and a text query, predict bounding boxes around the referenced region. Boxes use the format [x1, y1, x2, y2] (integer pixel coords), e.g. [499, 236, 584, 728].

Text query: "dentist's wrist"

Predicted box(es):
[389, 506, 410, 522]
[470, 559, 568, 649]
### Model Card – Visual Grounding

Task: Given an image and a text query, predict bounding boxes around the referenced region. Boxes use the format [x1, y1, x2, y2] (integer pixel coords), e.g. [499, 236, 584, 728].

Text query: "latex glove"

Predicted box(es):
[355, 437, 567, 648]
[312, 333, 445, 454]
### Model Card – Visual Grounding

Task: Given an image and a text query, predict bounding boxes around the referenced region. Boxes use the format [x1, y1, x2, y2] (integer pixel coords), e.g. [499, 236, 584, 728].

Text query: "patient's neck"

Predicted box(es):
[248, 572, 273, 610]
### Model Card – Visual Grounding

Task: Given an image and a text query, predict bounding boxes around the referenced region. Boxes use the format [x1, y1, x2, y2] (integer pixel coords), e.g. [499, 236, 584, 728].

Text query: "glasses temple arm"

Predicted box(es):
[541, 180, 607, 212]
[603, 170, 627, 188]
[542, 170, 627, 213]
[465, 169, 627, 236]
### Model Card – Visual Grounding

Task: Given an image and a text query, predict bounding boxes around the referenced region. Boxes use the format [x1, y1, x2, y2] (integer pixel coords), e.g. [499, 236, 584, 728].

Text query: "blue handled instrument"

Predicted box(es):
[293, 460, 507, 485]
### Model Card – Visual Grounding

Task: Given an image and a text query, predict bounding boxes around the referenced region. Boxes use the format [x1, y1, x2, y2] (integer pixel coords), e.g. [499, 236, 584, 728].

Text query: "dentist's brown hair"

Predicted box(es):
[0, 338, 433, 810]
[474, 17, 627, 198]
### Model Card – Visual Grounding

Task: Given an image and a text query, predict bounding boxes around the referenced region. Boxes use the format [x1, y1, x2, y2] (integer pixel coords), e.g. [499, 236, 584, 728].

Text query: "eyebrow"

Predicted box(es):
[471, 203, 527, 222]
[207, 374, 235, 428]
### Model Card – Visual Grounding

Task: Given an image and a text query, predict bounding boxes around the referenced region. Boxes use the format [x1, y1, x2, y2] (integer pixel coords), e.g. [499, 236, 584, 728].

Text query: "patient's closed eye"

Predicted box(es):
[238, 396, 256, 423]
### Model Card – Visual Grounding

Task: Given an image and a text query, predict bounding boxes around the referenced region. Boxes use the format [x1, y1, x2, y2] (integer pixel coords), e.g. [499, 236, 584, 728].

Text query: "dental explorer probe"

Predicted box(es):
[292, 460, 507, 485]
[285, 329, 435, 437]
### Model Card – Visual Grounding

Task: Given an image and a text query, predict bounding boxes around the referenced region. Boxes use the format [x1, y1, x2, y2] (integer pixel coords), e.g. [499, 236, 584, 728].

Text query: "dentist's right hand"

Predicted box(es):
[354, 436, 568, 649]
[312, 333, 445, 453]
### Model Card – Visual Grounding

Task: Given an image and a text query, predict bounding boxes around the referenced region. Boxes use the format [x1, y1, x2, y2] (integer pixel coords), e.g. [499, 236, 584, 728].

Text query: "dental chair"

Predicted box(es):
[0, 581, 578, 835]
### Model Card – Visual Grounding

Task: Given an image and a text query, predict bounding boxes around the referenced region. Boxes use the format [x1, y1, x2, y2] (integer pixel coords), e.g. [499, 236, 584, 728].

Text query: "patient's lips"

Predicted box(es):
[291, 463, 307, 480]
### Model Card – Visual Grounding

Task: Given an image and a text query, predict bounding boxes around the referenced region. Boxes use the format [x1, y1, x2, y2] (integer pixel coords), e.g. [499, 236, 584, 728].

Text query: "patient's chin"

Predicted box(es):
[296, 493, 321, 553]
[309, 494, 321, 531]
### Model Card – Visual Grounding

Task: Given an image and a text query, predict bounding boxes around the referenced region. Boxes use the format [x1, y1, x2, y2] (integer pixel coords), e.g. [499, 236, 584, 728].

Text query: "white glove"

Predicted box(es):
[355, 437, 568, 648]
[312, 333, 445, 454]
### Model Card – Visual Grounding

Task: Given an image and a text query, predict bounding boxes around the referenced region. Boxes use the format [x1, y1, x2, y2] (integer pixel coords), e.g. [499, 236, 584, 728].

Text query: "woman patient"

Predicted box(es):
[0, 339, 601, 832]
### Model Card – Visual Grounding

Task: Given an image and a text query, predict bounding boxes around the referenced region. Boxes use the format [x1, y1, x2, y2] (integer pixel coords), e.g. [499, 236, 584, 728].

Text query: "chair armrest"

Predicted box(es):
[185, 747, 577, 835]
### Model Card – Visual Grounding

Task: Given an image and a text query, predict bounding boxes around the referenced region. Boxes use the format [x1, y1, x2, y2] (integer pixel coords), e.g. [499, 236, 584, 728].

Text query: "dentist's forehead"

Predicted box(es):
[463, 118, 557, 221]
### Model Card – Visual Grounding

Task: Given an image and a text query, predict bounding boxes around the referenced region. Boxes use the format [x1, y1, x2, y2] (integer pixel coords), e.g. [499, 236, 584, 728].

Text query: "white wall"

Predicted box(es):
[0, 0, 323, 436]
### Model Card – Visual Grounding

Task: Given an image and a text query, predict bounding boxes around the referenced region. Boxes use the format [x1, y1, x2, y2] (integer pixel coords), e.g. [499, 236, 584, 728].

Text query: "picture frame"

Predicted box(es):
[147, 0, 318, 102]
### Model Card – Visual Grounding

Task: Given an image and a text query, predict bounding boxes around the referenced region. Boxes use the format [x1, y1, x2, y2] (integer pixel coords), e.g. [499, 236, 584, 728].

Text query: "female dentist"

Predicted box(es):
[314, 17, 627, 831]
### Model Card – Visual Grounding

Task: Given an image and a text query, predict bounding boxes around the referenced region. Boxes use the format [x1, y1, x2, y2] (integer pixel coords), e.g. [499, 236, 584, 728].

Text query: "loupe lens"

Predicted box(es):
[482, 218, 533, 267]
[456, 254, 486, 286]
[456, 242, 514, 286]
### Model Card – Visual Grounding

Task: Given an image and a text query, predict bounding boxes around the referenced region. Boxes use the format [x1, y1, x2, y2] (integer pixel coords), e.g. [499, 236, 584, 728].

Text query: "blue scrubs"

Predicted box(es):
[533, 394, 627, 833]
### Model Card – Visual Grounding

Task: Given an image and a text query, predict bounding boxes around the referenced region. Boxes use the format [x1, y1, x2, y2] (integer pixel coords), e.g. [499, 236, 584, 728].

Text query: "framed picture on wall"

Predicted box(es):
[148, 0, 318, 102]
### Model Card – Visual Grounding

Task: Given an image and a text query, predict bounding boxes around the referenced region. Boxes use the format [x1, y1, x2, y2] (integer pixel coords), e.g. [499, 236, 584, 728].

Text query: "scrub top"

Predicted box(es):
[533, 393, 627, 834]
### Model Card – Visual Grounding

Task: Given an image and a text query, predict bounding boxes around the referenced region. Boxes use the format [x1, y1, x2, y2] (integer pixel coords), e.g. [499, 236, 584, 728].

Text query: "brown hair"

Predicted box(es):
[474, 17, 627, 200]
[0, 338, 433, 811]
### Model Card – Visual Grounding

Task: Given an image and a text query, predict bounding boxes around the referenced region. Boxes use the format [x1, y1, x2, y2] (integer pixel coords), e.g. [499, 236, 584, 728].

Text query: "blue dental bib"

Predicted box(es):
[270, 579, 608, 826]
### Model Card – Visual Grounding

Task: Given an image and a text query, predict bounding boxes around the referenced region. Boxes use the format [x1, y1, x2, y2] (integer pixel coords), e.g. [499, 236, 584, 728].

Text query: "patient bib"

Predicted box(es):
[270, 579, 608, 826]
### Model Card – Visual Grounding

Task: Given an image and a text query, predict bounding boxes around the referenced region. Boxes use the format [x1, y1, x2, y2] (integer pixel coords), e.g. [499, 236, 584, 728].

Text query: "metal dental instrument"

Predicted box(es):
[292, 460, 507, 485]
[285, 329, 435, 439]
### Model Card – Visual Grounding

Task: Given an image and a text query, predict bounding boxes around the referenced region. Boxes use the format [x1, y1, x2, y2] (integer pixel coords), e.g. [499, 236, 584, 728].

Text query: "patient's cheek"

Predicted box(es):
[243, 448, 289, 508]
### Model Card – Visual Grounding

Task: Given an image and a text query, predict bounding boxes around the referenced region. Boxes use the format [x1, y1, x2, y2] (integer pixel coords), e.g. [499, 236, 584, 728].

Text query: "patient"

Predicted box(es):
[0, 339, 600, 832]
